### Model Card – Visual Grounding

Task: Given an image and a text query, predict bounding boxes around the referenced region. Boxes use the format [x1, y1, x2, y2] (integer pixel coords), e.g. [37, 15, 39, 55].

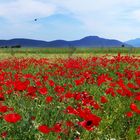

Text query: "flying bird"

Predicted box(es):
[34, 18, 38, 21]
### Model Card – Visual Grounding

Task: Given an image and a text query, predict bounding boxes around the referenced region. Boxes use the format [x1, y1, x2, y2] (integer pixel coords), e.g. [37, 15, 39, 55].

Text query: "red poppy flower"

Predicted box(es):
[1, 131, 7, 138]
[35, 80, 42, 86]
[97, 74, 111, 86]
[4, 113, 21, 123]
[51, 123, 62, 133]
[136, 77, 140, 87]
[26, 86, 37, 99]
[100, 96, 108, 103]
[38, 125, 50, 134]
[43, 76, 48, 82]
[90, 101, 100, 110]
[105, 88, 116, 97]
[38, 87, 48, 95]
[46, 96, 53, 103]
[75, 77, 85, 86]
[66, 121, 74, 127]
[65, 106, 77, 115]
[8, 107, 14, 112]
[49, 80, 55, 87]
[74, 93, 82, 100]
[125, 112, 133, 118]
[0, 106, 8, 113]
[127, 83, 137, 89]
[64, 91, 73, 99]
[130, 103, 138, 112]
[79, 120, 95, 131]
[14, 80, 29, 91]
[135, 95, 140, 101]
[27, 86, 36, 93]
[54, 85, 64, 93]
[76, 108, 101, 131]
[0, 93, 5, 101]
[136, 126, 140, 135]
[26, 92, 37, 99]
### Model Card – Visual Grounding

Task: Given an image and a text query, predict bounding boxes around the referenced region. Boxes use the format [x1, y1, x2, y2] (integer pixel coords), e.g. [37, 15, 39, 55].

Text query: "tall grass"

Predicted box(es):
[0, 47, 139, 55]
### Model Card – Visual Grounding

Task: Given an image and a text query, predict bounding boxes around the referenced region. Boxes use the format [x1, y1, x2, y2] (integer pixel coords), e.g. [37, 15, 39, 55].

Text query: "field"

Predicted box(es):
[0, 48, 140, 140]
[0, 47, 140, 59]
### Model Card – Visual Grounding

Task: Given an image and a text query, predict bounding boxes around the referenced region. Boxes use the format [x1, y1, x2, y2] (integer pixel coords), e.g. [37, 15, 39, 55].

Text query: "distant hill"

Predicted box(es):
[69, 36, 126, 47]
[125, 38, 140, 47]
[0, 36, 130, 48]
[0, 39, 49, 47]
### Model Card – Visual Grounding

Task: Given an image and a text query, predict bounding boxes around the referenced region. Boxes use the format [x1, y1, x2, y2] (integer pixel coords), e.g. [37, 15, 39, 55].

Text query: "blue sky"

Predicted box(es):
[0, 0, 140, 41]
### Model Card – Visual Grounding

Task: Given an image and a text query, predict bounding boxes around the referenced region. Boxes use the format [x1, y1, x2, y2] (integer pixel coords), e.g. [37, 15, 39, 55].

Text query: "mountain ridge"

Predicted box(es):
[125, 38, 140, 47]
[0, 36, 130, 48]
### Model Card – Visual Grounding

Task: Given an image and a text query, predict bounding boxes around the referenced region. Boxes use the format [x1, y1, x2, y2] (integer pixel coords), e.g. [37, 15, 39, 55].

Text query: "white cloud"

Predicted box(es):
[47, 0, 140, 40]
[130, 9, 140, 21]
[0, 0, 57, 40]
[1, 0, 140, 40]
[0, 0, 56, 22]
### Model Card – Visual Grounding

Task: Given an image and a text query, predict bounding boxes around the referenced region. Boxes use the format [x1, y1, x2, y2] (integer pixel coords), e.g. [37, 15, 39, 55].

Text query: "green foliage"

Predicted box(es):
[0, 47, 139, 55]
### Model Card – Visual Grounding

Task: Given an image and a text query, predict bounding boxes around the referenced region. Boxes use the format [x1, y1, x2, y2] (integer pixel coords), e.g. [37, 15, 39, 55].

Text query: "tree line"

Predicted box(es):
[0, 45, 21, 48]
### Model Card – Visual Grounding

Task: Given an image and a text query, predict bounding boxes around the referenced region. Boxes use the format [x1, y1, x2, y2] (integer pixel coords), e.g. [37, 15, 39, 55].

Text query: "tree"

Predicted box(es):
[11, 45, 21, 48]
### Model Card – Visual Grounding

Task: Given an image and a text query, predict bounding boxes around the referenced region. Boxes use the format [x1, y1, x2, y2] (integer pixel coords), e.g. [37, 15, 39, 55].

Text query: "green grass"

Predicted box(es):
[0, 47, 140, 59]
[0, 47, 139, 54]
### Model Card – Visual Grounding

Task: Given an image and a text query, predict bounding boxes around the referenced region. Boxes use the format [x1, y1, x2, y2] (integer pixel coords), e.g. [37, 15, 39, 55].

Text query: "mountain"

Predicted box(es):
[69, 36, 125, 47]
[0, 38, 49, 47]
[0, 36, 129, 48]
[125, 38, 140, 47]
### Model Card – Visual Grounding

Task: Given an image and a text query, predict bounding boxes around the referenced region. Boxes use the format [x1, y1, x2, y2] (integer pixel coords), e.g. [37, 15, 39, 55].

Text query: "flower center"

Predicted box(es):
[86, 120, 93, 126]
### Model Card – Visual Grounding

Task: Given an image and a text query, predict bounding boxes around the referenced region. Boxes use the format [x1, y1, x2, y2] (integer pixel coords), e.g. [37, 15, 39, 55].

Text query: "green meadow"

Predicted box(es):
[0, 47, 140, 59]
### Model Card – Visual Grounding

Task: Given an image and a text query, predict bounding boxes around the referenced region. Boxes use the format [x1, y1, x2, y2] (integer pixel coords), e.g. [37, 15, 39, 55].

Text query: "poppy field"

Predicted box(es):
[0, 53, 140, 140]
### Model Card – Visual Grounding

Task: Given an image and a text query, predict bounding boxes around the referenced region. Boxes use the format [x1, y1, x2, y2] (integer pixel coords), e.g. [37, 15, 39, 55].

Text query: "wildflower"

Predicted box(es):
[54, 85, 64, 93]
[4, 113, 21, 123]
[51, 123, 62, 133]
[14, 80, 29, 91]
[75, 77, 85, 86]
[66, 121, 74, 127]
[78, 120, 95, 131]
[0, 93, 4, 101]
[65, 106, 77, 115]
[135, 95, 140, 101]
[0, 106, 8, 113]
[130, 103, 138, 112]
[46, 96, 53, 103]
[49, 80, 55, 87]
[100, 96, 108, 103]
[78, 116, 101, 131]
[97, 74, 112, 86]
[38, 125, 50, 134]
[1, 131, 7, 138]
[136, 126, 140, 135]
[38, 87, 48, 95]
[125, 112, 133, 118]
[43, 76, 48, 82]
